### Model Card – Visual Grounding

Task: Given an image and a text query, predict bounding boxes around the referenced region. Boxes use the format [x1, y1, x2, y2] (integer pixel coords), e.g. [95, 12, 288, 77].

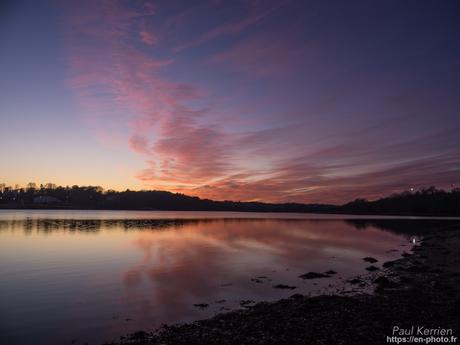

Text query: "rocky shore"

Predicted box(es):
[101, 225, 460, 345]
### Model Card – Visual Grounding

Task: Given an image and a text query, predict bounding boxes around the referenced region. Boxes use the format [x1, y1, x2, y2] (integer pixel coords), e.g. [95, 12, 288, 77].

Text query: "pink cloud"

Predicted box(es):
[129, 135, 151, 155]
[174, 2, 282, 51]
[64, 0, 238, 189]
[209, 24, 307, 79]
[61, 0, 460, 203]
[139, 30, 158, 45]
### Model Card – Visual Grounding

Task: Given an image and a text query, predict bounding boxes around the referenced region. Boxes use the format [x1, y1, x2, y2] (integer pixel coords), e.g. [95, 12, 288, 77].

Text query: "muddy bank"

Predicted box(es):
[99, 226, 460, 345]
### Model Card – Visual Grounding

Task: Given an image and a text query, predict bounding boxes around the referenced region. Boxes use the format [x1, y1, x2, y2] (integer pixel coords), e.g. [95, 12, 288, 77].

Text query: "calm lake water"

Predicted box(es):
[0, 210, 456, 345]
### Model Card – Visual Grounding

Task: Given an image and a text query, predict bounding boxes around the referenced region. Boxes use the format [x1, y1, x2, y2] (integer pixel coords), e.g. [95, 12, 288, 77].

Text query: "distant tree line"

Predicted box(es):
[0, 183, 459, 216]
[341, 186, 460, 216]
[0, 183, 331, 213]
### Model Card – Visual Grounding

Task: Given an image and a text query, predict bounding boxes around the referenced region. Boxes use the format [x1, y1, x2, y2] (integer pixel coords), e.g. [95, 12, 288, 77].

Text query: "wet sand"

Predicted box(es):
[99, 225, 460, 345]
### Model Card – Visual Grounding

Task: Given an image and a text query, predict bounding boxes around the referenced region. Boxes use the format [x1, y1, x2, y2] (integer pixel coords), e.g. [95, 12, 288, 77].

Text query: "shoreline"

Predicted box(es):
[2, 207, 460, 219]
[98, 225, 460, 345]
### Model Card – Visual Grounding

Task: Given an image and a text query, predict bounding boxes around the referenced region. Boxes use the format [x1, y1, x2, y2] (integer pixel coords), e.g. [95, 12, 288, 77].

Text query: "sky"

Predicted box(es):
[0, 0, 459, 204]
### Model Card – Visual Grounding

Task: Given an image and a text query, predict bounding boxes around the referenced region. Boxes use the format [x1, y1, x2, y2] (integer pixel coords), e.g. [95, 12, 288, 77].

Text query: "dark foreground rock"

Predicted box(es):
[365, 265, 379, 271]
[272, 284, 296, 290]
[362, 257, 378, 263]
[298, 272, 330, 279]
[325, 270, 337, 275]
[100, 226, 460, 345]
[193, 303, 209, 309]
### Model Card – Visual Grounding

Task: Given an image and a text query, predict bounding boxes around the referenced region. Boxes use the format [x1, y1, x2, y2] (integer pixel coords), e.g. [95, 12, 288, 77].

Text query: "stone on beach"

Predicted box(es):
[299, 272, 330, 279]
[365, 265, 379, 272]
[273, 284, 297, 290]
[363, 257, 378, 263]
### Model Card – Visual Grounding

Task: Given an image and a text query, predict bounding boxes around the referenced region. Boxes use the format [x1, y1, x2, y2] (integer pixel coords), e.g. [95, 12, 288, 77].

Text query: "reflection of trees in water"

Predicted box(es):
[0, 217, 458, 235]
[345, 219, 460, 236]
[0, 218, 325, 233]
[0, 219, 198, 233]
[0, 218, 292, 233]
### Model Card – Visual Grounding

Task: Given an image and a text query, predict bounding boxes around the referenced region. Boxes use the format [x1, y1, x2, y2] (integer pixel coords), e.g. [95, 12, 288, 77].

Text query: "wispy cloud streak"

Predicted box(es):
[62, 0, 460, 203]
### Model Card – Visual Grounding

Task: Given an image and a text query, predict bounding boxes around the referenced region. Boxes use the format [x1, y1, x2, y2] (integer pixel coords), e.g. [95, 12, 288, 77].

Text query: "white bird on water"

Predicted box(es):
[412, 237, 416, 245]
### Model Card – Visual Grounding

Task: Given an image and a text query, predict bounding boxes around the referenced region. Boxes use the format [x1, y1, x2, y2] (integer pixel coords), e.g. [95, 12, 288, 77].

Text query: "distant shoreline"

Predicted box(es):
[1, 206, 459, 219]
[2, 207, 460, 221]
[1, 186, 459, 217]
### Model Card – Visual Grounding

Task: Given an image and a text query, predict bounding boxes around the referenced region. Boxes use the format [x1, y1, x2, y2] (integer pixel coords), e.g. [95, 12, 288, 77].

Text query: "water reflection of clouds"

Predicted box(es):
[120, 231, 234, 323]
[3, 216, 457, 344]
[115, 219, 410, 326]
[2, 216, 453, 328]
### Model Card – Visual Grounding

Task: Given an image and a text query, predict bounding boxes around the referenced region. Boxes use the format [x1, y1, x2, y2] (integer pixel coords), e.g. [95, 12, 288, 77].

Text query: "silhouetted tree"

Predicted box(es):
[0, 183, 458, 216]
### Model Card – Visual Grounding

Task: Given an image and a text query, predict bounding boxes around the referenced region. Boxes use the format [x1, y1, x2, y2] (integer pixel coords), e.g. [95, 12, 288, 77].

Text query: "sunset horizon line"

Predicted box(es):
[1, 181, 456, 206]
